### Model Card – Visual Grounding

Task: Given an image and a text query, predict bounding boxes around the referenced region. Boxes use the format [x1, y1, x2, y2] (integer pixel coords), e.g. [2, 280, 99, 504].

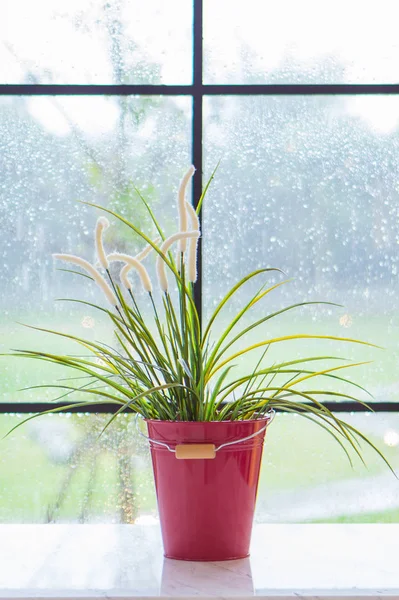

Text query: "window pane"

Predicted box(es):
[1, 413, 398, 522]
[203, 95, 399, 402]
[0, 95, 191, 403]
[259, 413, 399, 523]
[0, 414, 157, 523]
[204, 0, 399, 83]
[1, 0, 192, 84]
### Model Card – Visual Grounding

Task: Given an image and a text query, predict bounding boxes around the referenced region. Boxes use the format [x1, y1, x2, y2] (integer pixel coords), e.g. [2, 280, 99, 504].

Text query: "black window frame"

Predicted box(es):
[1, 0, 399, 413]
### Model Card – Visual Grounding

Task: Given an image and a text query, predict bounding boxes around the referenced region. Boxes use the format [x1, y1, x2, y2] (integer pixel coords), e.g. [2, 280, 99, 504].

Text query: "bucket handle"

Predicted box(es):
[135, 410, 275, 456]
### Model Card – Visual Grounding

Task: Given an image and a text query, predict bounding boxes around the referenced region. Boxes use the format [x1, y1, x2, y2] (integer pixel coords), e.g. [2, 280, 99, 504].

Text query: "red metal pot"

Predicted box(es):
[146, 417, 272, 561]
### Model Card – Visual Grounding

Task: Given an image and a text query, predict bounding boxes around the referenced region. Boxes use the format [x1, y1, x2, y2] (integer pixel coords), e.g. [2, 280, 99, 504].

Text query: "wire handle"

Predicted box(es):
[135, 410, 275, 455]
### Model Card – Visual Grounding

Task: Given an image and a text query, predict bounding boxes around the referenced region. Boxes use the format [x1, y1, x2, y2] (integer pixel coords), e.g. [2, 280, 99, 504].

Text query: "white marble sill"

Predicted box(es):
[0, 524, 398, 599]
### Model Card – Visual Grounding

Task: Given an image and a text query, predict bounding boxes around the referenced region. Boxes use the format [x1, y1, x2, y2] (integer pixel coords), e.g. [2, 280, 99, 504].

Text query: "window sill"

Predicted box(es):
[0, 524, 398, 599]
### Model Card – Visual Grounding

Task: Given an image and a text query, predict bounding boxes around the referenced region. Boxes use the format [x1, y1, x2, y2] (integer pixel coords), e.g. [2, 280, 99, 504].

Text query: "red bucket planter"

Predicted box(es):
[146, 416, 273, 561]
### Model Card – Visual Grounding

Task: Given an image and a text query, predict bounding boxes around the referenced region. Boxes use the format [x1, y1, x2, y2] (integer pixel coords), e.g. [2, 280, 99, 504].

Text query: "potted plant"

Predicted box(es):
[5, 166, 394, 561]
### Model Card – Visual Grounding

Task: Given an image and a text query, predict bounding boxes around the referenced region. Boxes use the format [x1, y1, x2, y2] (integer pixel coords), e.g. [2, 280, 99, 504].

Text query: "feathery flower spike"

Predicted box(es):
[53, 254, 117, 306]
[135, 238, 161, 262]
[185, 201, 200, 283]
[156, 231, 200, 292]
[118, 238, 161, 290]
[185, 201, 200, 231]
[177, 166, 195, 253]
[120, 264, 134, 291]
[95, 217, 110, 269]
[107, 253, 153, 293]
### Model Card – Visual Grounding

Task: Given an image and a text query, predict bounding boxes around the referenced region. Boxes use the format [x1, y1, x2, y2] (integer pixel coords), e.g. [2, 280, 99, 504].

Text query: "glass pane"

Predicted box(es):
[1, 413, 398, 522]
[204, 0, 399, 83]
[259, 413, 399, 523]
[0, 95, 191, 403]
[0, 0, 192, 84]
[203, 95, 399, 403]
[0, 414, 156, 523]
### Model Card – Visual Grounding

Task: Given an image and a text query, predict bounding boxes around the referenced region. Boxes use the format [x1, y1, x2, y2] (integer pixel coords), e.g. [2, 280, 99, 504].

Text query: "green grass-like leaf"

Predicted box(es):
[3, 174, 395, 476]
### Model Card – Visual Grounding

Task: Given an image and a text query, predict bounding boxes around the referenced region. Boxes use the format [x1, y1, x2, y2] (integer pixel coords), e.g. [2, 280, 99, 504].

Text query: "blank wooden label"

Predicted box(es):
[175, 444, 216, 460]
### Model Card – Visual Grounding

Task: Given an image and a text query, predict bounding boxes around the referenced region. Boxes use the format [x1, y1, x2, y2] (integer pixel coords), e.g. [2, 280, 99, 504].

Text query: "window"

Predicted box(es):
[1, 0, 398, 523]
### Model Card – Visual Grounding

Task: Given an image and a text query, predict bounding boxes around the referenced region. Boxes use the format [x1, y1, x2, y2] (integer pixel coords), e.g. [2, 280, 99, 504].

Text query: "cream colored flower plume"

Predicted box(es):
[156, 231, 200, 292]
[120, 264, 135, 291]
[95, 217, 110, 269]
[107, 253, 153, 293]
[117, 238, 161, 291]
[135, 238, 161, 262]
[185, 201, 200, 283]
[177, 166, 195, 253]
[53, 254, 117, 306]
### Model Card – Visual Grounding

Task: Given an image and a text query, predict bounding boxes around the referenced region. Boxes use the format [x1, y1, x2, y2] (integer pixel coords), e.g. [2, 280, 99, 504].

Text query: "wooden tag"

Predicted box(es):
[175, 444, 216, 460]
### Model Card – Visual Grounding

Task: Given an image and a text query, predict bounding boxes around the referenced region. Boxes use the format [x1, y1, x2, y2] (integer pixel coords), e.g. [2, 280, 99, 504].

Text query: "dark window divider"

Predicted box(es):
[1, 402, 398, 414]
[2, 84, 399, 95]
[192, 0, 203, 324]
